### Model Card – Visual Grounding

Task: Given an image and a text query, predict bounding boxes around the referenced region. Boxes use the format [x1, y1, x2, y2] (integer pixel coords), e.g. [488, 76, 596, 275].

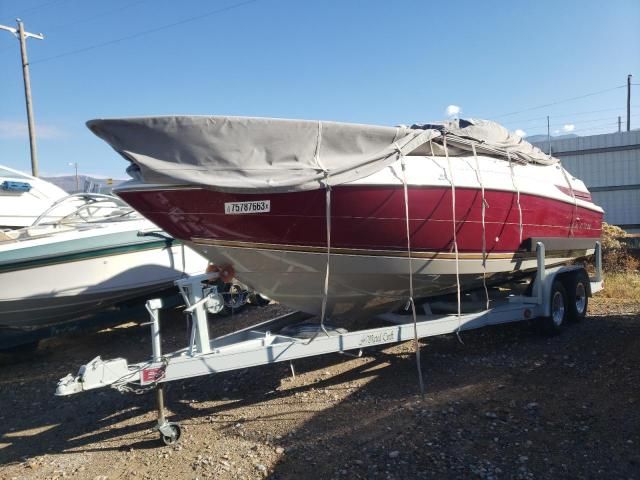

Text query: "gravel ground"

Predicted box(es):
[0, 293, 638, 480]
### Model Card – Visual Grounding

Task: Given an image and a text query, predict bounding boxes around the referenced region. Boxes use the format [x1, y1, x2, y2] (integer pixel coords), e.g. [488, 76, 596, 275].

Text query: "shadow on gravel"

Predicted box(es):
[1, 310, 638, 480]
[0, 312, 534, 465]
[0, 305, 293, 463]
[263, 314, 640, 480]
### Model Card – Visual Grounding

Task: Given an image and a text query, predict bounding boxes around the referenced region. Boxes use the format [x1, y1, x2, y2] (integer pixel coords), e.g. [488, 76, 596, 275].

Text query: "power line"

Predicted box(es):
[515, 113, 640, 132]
[563, 123, 618, 133]
[490, 85, 626, 119]
[30, 0, 262, 65]
[529, 117, 640, 136]
[549, 118, 639, 134]
[44, 0, 151, 33]
[1, 0, 71, 24]
[574, 115, 640, 132]
[0, 0, 149, 55]
[545, 124, 617, 135]
[501, 106, 636, 126]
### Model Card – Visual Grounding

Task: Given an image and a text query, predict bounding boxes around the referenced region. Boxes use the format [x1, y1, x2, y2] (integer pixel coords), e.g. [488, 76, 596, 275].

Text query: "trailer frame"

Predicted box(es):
[55, 241, 603, 445]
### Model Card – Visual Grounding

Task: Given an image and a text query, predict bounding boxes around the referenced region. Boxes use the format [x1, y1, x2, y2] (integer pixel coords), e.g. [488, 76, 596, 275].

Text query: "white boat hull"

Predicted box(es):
[0, 243, 206, 329]
[189, 242, 592, 319]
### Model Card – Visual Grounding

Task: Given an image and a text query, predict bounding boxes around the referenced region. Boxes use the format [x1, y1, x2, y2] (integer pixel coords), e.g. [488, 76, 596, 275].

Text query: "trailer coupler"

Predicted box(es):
[55, 356, 133, 395]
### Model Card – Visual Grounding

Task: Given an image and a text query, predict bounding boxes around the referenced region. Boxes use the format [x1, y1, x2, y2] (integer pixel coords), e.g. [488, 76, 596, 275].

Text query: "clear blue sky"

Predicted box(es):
[1, 0, 639, 178]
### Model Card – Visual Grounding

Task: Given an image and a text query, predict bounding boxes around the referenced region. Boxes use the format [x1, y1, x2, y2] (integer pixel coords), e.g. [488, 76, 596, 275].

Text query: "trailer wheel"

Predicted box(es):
[541, 280, 567, 335]
[219, 283, 246, 316]
[160, 422, 181, 446]
[566, 270, 589, 322]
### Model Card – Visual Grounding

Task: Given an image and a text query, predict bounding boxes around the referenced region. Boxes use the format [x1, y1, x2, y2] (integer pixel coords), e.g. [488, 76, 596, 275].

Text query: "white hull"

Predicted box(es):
[0, 239, 207, 329]
[190, 242, 591, 319]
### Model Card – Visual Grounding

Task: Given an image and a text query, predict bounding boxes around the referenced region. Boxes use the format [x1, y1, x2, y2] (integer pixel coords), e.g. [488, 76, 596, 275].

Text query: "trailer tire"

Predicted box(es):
[219, 283, 246, 316]
[566, 270, 589, 322]
[540, 280, 567, 335]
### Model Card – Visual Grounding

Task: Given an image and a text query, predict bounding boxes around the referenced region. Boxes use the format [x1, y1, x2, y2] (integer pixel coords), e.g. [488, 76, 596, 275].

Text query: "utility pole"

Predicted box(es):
[68, 162, 79, 192]
[0, 19, 44, 177]
[627, 74, 632, 132]
[547, 116, 551, 154]
[618, 116, 622, 133]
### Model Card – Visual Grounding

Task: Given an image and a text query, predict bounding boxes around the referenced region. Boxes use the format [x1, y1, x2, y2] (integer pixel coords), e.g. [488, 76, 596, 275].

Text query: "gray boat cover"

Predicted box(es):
[418, 119, 557, 166]
[87, 116, 557, 193]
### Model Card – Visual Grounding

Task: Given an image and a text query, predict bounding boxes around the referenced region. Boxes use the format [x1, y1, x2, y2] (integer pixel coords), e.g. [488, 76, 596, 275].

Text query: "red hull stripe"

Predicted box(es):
[118, 185, 602, 254]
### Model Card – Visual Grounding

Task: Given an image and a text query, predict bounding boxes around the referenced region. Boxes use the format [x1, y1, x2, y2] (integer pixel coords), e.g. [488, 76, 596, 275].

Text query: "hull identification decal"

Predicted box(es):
[224, 200, 270, 214]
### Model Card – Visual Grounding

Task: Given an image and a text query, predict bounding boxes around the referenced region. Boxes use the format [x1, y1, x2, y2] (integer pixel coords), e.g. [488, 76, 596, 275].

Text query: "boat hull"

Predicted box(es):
[117, 185, 602, 253]
[0, 239, 207, 329]
[117, 182, 602, 319]
[187, 241, 593, 318]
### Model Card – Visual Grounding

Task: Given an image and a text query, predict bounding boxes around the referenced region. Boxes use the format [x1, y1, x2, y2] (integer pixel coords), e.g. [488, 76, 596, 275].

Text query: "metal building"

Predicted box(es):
[531, 130, 640, 233]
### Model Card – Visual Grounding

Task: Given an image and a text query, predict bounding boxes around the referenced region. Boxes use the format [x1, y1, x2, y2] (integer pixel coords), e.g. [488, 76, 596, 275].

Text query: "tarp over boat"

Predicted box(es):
[87, 116, 557, 193]
[411, 119, 557, 165]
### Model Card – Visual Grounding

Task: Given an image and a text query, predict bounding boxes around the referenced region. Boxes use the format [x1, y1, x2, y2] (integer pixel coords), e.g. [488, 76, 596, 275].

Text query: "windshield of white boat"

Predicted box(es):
[53, 202, 138, 226]
[0, 167, 30, 179]
[0, 197, 142, 243]
[26, 195, 138, 234]
[42, 196, 138, 224]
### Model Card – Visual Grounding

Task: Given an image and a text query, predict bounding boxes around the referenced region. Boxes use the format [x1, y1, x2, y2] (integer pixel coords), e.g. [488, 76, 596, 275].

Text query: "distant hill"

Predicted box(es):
[43, 175, 126, 194]
[526, 133, 579, 143]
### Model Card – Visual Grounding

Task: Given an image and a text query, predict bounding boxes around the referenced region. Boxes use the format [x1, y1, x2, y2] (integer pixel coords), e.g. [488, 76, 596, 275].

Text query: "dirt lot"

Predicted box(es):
[1, 289, 639, 480]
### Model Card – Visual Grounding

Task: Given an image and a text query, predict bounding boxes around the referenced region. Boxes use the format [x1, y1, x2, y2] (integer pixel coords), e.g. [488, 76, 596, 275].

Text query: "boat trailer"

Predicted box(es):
[56, 242, 603, 445]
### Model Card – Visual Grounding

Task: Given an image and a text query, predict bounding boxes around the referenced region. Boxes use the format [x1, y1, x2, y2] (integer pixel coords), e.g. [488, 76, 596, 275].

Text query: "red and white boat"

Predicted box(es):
[88, 116, 603, 319]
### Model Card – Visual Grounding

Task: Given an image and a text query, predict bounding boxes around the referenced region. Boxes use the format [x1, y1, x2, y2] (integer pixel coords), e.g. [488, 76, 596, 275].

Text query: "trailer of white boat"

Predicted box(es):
[56, 241, 603, 445]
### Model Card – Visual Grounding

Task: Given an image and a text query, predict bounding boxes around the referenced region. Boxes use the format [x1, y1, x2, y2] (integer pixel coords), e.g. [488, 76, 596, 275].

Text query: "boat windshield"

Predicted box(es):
[0, 167, 30, 179]
[0, 193, 140, 243]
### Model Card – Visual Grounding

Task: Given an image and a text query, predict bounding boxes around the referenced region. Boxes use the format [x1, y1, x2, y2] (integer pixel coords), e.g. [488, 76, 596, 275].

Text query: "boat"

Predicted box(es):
[87, 116, 604, 320]
[0, 164, 67, 229]
[0, 193, 209, 330]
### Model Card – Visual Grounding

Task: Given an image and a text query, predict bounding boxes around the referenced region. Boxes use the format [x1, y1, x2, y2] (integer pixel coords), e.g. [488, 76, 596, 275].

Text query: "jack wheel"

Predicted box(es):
[566, 270, 589, 322]
[540, 280, 567, 336]
[159, 422, 181, 446]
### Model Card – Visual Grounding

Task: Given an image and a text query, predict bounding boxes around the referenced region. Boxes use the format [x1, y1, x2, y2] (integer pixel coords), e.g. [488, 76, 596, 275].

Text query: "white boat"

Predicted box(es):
[88, 116, 603, 320]
[0, 193, 209, 330]
[0, 164, 67, 228]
